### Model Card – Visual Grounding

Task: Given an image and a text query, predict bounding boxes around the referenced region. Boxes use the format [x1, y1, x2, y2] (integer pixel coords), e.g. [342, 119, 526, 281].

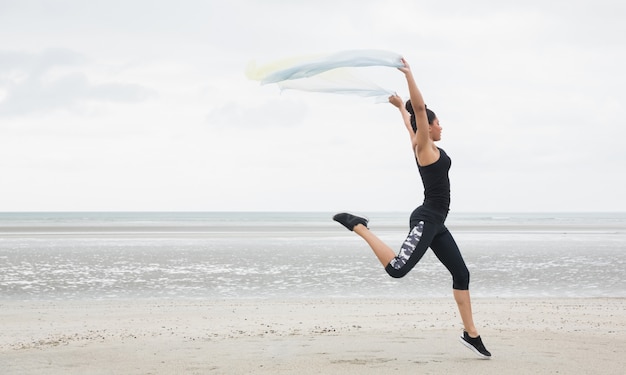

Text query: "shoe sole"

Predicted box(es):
[459, 336, 491, 359]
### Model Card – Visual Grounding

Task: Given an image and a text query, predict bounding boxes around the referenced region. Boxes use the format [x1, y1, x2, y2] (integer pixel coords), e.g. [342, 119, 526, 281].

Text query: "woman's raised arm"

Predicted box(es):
[397, 58, 439, 166]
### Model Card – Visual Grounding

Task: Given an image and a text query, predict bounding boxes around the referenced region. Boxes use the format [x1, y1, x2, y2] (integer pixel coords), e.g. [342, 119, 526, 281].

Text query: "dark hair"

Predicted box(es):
[405, 100, 437, 133]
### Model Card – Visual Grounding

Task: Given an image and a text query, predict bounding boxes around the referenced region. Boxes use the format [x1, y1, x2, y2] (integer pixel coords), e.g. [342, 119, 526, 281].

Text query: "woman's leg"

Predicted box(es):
[355, 220, 436, 278]
[453, 289, 478, 337]
[354, 224, 395, 266]
[430, 228, 491, 358]
[429, 228, 478, 336]
[333, 213, 397, 267]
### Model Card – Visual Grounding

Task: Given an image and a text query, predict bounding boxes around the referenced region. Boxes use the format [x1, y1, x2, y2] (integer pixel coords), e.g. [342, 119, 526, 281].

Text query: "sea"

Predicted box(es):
[1, 211, 625, 301]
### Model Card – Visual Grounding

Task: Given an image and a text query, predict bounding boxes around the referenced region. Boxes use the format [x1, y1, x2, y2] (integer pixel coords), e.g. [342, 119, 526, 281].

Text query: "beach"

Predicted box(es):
[2, 297, 625, 374]
[2, 212, 625, 373]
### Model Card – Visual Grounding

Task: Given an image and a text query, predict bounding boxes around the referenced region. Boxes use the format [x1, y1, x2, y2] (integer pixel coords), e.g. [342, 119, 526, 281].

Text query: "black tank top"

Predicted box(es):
[417, 147, 451, 215]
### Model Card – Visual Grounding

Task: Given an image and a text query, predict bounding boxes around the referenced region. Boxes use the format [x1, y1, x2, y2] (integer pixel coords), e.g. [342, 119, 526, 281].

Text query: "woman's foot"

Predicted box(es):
[332, 212, 369, 231]
[459, 331, 491, 359]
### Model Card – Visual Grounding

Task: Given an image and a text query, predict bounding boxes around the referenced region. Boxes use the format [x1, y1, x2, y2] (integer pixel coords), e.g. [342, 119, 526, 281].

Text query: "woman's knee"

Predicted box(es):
[452, 269, 470, 290]
[385, 263, 409, 278]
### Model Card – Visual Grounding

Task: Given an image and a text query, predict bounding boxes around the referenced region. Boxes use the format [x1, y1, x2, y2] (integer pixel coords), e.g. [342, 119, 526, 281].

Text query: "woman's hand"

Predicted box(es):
[397, 57, 411, 75]
[389, 94, 403, 109]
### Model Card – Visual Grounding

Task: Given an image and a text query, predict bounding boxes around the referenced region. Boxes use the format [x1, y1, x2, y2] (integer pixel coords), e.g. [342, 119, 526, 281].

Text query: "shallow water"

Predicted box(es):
[1, 212, 625, 300]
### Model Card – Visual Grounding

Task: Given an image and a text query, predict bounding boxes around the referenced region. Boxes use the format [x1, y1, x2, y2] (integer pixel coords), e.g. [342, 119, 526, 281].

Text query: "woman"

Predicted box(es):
[333, 58, 491, 359]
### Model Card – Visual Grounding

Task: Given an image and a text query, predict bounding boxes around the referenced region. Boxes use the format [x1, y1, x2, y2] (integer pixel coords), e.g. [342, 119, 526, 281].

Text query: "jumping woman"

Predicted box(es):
[333, 58, 491, 359]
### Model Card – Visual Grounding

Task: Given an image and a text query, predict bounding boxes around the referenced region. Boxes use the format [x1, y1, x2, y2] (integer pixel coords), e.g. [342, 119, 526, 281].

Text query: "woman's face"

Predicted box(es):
[429, 118, 442, 141]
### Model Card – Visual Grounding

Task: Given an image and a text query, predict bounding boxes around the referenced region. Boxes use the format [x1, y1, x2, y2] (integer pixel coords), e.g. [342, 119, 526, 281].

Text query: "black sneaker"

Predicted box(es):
[459, 331, 491, 359]
[332, 212, 369, 231]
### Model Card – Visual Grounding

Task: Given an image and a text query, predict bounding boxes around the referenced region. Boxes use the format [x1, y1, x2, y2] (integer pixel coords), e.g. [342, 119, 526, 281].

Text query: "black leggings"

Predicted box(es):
[384, 220, 470, 290]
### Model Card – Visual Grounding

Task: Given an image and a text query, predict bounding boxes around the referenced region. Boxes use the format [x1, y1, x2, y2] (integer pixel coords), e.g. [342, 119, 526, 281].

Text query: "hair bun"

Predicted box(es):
[405, 100, 414, 115]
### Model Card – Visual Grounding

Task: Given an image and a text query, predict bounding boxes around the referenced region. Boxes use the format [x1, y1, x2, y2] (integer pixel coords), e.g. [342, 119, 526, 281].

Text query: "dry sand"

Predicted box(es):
[1, 298, 625, 374]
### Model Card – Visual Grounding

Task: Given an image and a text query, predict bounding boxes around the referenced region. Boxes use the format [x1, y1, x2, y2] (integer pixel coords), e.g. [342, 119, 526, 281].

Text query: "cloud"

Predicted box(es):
[0, 48, 157, 117]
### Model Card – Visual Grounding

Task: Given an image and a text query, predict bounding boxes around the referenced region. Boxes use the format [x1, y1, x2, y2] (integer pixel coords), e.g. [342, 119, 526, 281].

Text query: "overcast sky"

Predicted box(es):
[1, 0, 624, 212]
